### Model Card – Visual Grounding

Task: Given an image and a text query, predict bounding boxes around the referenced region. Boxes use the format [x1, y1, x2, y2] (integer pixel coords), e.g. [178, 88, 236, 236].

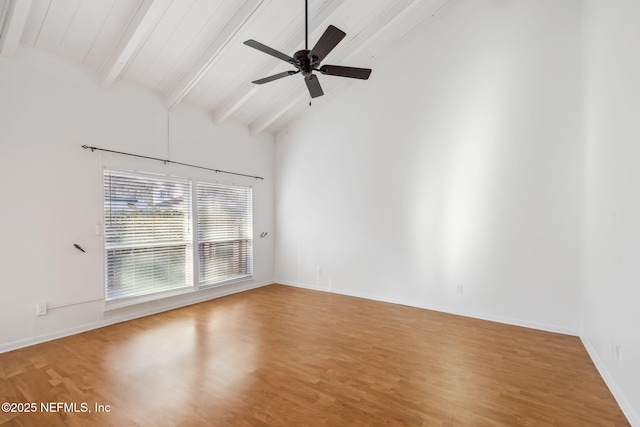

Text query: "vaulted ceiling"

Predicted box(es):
[0, 0, 449, 135]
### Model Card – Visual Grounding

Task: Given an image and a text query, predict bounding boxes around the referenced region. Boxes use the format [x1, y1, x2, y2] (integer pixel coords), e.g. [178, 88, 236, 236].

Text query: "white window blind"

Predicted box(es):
[197, 182, 253, 286]
[104, 170, 192, 301]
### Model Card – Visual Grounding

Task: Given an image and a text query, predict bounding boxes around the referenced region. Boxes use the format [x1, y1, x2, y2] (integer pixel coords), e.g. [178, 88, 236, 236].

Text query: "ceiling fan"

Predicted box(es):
[243, 0, 372, 99]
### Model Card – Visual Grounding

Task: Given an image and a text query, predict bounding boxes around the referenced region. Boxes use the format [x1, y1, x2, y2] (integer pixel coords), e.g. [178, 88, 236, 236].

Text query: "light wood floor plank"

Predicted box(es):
[0, 285, 630, 426]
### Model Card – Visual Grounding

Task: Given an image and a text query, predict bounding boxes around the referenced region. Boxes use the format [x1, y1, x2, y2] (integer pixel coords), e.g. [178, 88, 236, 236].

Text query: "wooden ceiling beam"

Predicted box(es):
[0, 0, 33, 58]
[99, 0, 171, 89]
[164, 0, 267, 111]
[211, 0, 346, 125]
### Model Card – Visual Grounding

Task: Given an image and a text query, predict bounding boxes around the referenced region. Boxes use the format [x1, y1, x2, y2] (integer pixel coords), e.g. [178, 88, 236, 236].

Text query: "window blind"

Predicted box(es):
[104, 170, 192, 301]
[197, 182, 253, 286]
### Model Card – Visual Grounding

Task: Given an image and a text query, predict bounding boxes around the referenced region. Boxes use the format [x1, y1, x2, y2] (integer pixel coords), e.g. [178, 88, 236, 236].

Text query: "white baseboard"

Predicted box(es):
[0, 280, 272, 354]
[278, 280, 578, 336]
[580, 336, 638, 426]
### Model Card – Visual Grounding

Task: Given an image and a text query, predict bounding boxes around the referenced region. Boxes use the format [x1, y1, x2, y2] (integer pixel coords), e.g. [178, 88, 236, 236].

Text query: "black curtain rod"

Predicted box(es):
[82, 145, 264, 180]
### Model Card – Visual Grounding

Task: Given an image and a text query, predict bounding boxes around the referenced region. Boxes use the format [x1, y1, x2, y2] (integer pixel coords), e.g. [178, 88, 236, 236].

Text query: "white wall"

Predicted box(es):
[275, 0, 582, 333]
[581, 0, 640, 423]
[0, 48, 275, 352]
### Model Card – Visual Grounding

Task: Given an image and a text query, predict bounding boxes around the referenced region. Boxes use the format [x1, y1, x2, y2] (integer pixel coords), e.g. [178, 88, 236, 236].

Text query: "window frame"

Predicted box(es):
[196, 181, 254, 288]
[102, 165, 255, 310]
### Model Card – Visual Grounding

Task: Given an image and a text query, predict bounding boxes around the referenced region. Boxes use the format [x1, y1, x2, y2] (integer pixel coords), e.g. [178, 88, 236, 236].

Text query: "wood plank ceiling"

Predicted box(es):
[1, 0, 449, 135]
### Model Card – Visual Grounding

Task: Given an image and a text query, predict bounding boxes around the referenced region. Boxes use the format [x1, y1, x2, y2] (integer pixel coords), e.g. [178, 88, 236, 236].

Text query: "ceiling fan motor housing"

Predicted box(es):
[293, 50, 314, 76]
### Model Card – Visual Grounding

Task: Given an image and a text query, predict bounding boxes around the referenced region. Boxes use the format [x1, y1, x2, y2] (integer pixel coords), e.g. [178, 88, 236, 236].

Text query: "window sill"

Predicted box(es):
[103, 276, 254, 312]
[104, 286, 194, 311]
[199, 275, 253, 290]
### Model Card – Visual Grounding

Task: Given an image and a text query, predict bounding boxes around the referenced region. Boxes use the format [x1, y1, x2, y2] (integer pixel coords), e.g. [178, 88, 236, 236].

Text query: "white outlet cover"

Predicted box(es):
[35, 303, 47, 316]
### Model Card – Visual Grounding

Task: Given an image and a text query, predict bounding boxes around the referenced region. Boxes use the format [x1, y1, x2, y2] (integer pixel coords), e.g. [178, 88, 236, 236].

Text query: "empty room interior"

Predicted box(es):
[1, 0, 639, 425]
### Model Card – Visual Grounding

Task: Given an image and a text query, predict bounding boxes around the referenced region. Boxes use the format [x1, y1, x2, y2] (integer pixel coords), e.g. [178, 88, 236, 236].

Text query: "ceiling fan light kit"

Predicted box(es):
[244, 0, 372, 99]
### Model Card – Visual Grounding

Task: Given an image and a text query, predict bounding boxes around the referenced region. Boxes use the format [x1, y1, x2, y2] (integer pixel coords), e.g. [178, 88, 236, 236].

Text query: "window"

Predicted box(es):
[103, 169, 253, 305]
[197, 182, 253, 287]
[104, 170, 193, 302]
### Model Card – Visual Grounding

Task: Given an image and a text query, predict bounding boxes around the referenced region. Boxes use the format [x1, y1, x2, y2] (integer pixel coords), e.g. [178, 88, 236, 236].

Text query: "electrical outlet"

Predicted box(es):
[35, 303, 47, 316]
[457, 284, 464, 295]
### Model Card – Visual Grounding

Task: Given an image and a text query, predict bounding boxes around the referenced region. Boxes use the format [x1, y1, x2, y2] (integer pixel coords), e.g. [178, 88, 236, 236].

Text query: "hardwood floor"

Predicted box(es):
[0, 285, 629, 426]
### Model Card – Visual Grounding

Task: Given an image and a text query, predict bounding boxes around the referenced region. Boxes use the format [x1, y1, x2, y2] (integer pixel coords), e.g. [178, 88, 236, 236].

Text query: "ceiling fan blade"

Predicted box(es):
[305, 74, 324, 98]
[252, 70, 299, 85]
[319, 65, 372, 80]
[308, 25, 346, 63]
[244, 40, 295, 63]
